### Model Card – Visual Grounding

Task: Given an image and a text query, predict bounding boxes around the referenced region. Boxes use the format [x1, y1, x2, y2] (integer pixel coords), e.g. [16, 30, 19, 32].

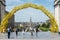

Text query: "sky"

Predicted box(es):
[6, 0, 54, 22]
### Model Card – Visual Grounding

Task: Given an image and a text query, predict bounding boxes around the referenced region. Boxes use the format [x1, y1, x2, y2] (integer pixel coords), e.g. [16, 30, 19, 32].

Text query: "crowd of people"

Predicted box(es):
[7, 26, 39, 39]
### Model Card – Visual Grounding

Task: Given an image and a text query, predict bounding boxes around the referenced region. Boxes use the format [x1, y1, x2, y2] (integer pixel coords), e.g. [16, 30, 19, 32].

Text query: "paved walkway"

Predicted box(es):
[0, 39, 60, 40]
[0, 32, 60, 40]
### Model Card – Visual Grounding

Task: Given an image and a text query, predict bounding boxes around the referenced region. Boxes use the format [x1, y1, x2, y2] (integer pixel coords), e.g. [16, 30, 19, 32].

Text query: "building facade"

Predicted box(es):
[5, 11, 15, 28]
[0, 0, 6, 24]
[0, 0, 14, 28]
[14, 17, 39, 28]
[14, 22, 39, 28]
[54, 0, 60, 31]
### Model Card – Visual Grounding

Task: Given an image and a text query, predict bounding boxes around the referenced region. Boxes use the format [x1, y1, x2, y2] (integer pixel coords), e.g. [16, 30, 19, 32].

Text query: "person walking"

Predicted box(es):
[13, 27, 18, 36]
[30, 27, 33, 36]
[7, 27, 11, 39]
[16, 28, 18, 36]
[36, 28, 39, 37]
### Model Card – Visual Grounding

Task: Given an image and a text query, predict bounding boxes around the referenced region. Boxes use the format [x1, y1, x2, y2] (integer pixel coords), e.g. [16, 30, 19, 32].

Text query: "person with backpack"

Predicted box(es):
[7, 27, 11, 39]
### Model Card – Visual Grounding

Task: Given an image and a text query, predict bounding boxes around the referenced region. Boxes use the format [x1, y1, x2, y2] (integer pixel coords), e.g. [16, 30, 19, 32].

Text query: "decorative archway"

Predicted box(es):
[0, 3, 58, 32]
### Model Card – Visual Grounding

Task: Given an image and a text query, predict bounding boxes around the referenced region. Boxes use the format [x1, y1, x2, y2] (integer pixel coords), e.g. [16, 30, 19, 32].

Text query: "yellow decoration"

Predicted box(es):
[0, 3, 58, 32]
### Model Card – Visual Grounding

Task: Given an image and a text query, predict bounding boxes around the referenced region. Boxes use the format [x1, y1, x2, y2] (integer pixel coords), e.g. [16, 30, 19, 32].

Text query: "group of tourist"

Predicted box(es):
[7, 26, 39, 39]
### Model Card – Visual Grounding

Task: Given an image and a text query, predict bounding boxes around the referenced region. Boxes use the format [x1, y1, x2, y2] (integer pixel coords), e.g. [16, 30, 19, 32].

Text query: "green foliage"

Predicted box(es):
[26, 29, 30, 32]
[42, 23, 46, 27]
[38, 20, 50, 31]
[17, 26, 23, 31]
[46, 22, 50, 28]
[39, 27, 49, 31]
[35, 24, 40, 28]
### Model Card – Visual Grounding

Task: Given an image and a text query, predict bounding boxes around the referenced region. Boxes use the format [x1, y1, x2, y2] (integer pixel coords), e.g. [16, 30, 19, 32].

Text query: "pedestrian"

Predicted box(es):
[31, 30, 33, 36]
[16, 28, 18, 36]
[7, 27, 11, 39]
[36, 28, 39, 37]
[30, 27, 33, 36]
[22, 30, 25, 35]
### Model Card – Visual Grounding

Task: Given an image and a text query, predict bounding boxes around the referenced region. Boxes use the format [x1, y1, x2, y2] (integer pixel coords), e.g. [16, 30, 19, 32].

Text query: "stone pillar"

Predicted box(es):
[0, 0, 6, 24]
[54, 0, 60, 32]
[0, 3, 1, 24]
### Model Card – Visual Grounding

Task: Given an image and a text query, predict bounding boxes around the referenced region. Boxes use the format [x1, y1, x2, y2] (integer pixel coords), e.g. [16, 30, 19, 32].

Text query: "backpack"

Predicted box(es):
[7, 28, 11, 32]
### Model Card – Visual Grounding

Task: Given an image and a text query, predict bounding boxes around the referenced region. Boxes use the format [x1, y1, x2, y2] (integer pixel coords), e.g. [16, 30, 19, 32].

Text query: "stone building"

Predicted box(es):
[0, 0, 6, 24]
[5, 11, 15, 28]
[15, 17, 39, 29]
[54, 0, 60, 31]
[0, 0, 14, 28]
[14, 22, 39, 29]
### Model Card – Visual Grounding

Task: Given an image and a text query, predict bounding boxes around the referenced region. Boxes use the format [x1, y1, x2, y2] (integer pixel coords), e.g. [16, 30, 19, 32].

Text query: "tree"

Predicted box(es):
[42, 23, 47, 27]
[35, 24, 41, 29]
[46, 20, 51, 28]
[46, 22, 50, 28]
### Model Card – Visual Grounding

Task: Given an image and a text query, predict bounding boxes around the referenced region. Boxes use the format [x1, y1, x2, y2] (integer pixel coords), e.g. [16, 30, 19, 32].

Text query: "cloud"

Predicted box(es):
[14, 7, 49, 22]
[46, 0, 54, 3]
[6, 6, 15, 11]
[6, 0, 54, 22]
[21, 0, 34, 2]
[6, 0, 25, 6]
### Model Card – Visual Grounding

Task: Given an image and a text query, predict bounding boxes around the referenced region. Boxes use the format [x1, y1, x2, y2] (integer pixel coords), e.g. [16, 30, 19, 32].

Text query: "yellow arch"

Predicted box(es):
[0, 3, 58, 32]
